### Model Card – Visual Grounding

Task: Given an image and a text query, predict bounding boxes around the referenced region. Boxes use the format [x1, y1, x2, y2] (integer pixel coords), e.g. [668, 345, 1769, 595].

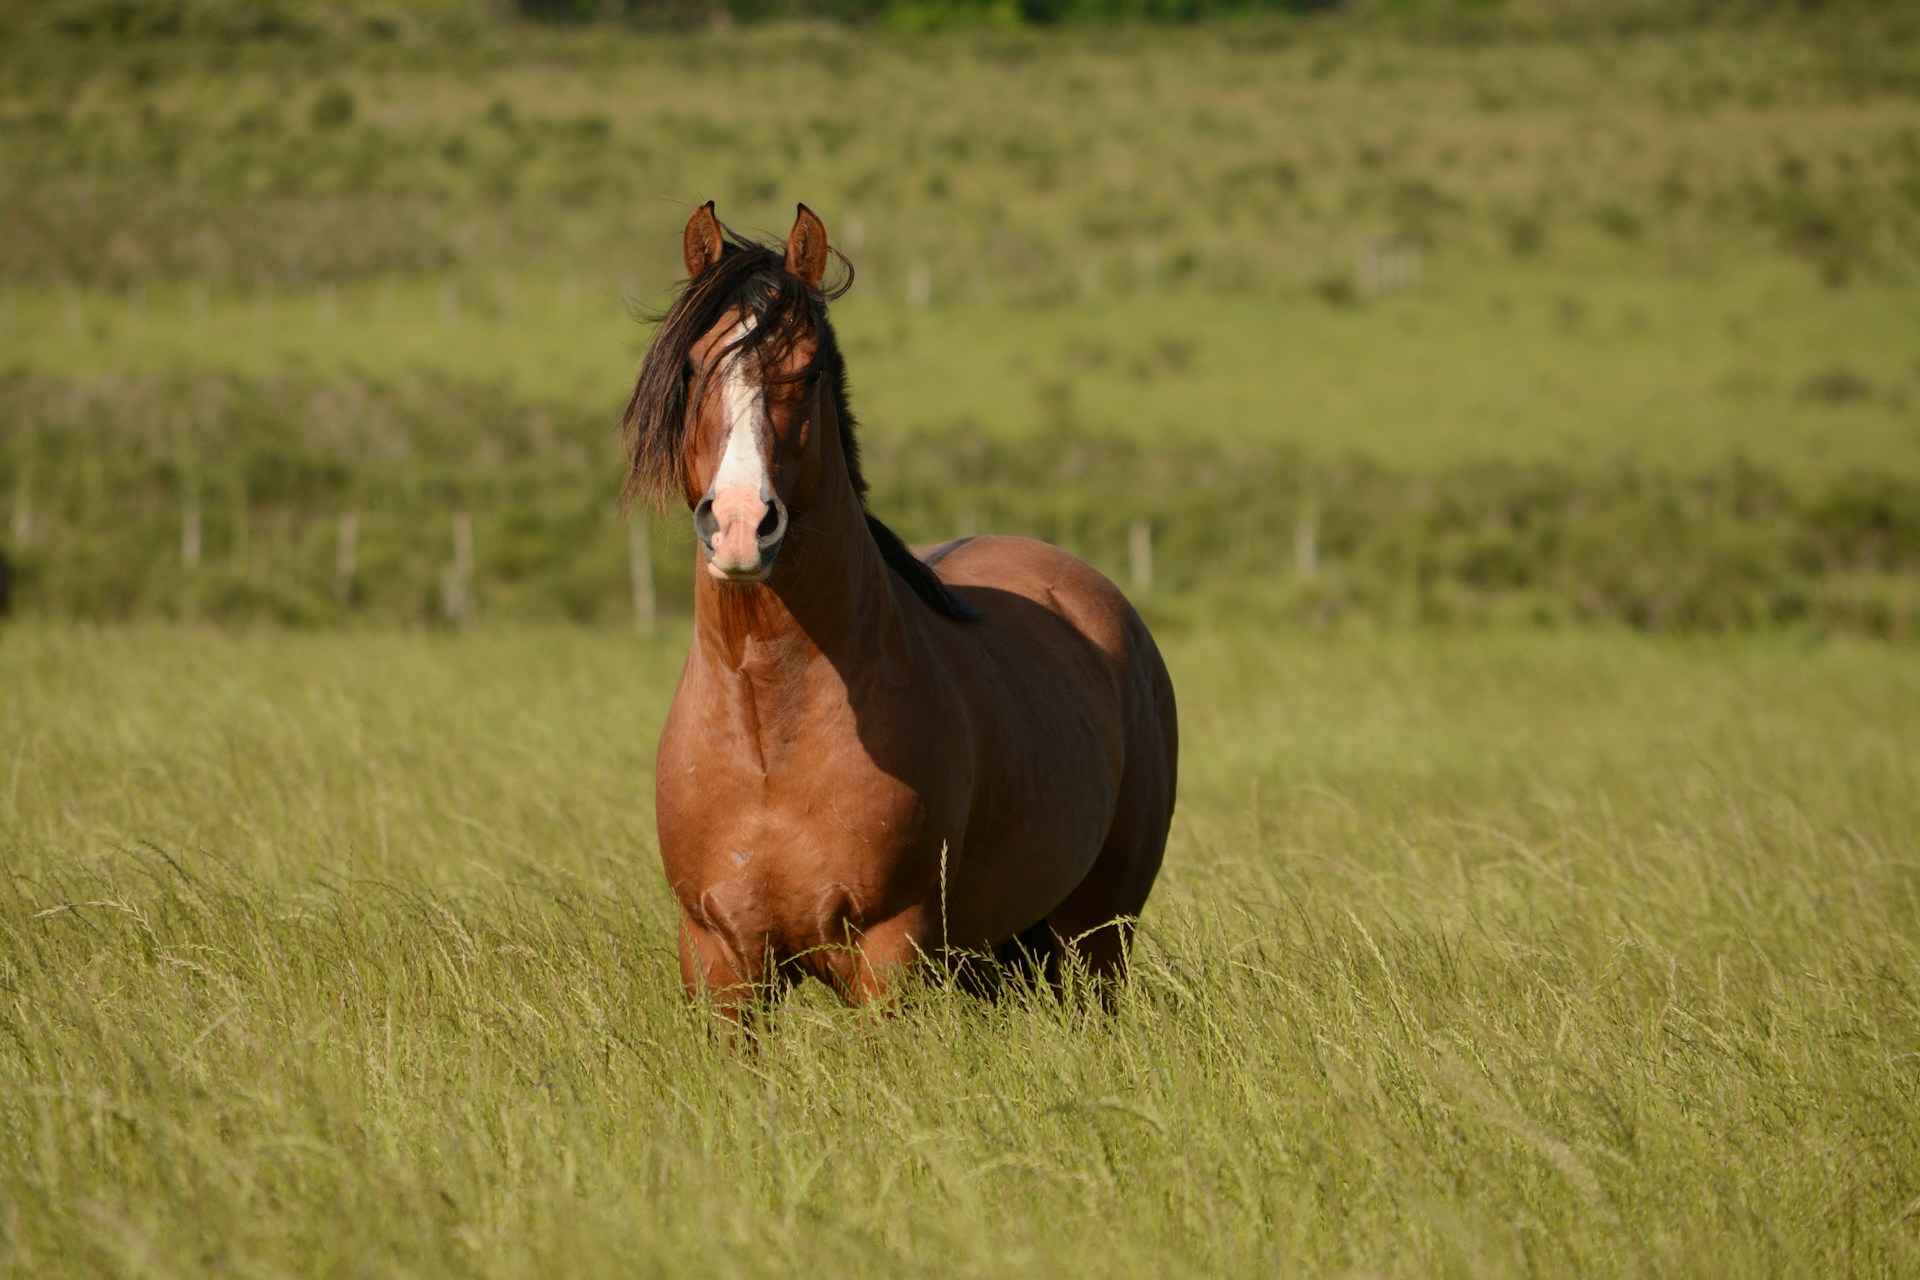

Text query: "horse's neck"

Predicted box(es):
[689, 485, 910, 723]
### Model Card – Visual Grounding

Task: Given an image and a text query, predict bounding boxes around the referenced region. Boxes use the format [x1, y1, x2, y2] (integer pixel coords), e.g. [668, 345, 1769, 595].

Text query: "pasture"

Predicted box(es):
[4, 3, 1919, 631]
[4, 2, 1920, 1274]
[3, 624, 1919, 1275]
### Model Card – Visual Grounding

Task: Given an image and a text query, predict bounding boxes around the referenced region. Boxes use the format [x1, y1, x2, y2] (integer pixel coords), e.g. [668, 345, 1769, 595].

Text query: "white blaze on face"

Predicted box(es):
[705, 317, 774, 577]
[712, 319, 769, 500]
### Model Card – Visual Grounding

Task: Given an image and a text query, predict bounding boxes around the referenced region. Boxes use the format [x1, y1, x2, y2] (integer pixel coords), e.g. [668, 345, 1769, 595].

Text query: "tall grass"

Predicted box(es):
[4, 7, 1917, 1274]
[4, 625, 1918, 1275]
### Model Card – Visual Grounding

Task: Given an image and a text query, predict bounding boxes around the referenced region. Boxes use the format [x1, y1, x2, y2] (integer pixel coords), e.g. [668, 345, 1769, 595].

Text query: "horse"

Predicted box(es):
[622, 201, 1178, 1022]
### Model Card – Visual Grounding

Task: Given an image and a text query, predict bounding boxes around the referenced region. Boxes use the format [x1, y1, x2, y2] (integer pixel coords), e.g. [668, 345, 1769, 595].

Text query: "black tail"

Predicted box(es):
[951, 920, 1060, 1000]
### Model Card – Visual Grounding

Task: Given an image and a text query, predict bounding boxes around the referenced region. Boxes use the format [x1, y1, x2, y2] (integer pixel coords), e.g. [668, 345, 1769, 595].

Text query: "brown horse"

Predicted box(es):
[622, 201, 1177, 1021]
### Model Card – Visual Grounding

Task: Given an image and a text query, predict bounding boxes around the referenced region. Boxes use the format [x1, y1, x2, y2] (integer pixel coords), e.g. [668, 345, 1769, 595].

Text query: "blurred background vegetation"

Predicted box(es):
[1, 0, 1916, 633]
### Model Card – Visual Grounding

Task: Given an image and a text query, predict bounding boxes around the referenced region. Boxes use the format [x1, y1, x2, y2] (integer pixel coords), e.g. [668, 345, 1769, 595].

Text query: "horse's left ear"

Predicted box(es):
[784, 203, 829, 290]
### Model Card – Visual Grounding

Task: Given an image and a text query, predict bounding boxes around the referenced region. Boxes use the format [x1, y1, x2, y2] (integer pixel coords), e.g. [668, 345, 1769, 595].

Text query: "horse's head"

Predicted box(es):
[681, 202, 830, 582]
[623, 201, 847, 585]
[623, 201, 981, 624]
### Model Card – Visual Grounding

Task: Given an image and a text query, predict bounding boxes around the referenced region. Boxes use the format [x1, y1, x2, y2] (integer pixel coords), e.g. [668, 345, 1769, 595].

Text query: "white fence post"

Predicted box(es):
[441, 511, 474, 624]
[628, 518, 656, 633]
[1294, 496, 1319, 581]
[181, 489, 202, 569]
[1129, 519, 1154, 594]
[334, 510, 359, 603]
[232, 476, 250, 572]
[9, 467, 31, 547]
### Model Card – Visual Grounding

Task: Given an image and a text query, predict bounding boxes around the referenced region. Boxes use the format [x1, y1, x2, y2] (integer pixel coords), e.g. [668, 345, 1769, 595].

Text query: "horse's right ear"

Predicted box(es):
[682, 200, 723, 279]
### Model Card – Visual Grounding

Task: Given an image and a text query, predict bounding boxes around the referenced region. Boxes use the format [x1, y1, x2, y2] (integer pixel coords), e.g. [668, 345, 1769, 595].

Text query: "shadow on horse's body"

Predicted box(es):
[623, 202, 1177, 1022]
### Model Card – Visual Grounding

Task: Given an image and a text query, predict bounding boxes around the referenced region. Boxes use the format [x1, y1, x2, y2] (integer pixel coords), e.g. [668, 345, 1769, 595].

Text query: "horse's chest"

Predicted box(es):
[655, 733, 938, 942]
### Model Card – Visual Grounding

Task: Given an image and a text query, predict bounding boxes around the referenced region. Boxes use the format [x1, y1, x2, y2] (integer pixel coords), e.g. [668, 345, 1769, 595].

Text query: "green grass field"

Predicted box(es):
[4, 624, 1918, 1275]
[14, 263, 1920, 476]
[4, 5, 1919, 1274]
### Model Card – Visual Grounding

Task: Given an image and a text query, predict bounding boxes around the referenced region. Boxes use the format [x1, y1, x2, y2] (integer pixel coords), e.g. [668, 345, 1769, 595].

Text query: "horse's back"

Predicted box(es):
[918, 535, 1158, 675]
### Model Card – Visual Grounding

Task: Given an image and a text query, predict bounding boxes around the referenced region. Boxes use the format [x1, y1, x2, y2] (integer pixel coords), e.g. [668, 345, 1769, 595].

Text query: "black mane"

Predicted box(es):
[622, 226, 977, 623]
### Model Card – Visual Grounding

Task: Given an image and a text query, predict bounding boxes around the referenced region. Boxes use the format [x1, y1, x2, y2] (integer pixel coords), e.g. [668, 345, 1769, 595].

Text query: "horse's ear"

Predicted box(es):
[784, 203, 828, 290]
[682, 200, 723, 279]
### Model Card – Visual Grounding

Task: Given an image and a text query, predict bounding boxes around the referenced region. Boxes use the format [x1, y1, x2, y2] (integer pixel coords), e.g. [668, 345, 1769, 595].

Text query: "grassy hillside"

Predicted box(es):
[4, 11, 1917, 1273]
[2, 5, 1918, 629]
[3, 623, 1917, 1276]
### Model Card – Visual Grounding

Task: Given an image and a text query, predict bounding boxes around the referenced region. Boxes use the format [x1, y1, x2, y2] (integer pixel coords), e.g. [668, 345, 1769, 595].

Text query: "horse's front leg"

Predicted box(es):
[678, 913, 780, 1033]
[822, 908, 939, 1009]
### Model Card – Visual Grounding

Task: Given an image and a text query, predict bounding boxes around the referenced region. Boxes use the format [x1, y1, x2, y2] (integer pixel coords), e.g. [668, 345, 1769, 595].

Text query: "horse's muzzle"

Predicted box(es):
[695, 485, 788, 581]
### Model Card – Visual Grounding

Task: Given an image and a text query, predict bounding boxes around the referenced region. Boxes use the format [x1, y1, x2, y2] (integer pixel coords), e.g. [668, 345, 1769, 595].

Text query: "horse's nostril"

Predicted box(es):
[757, 496, 788, 548]
[692, 494, 718, 549]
